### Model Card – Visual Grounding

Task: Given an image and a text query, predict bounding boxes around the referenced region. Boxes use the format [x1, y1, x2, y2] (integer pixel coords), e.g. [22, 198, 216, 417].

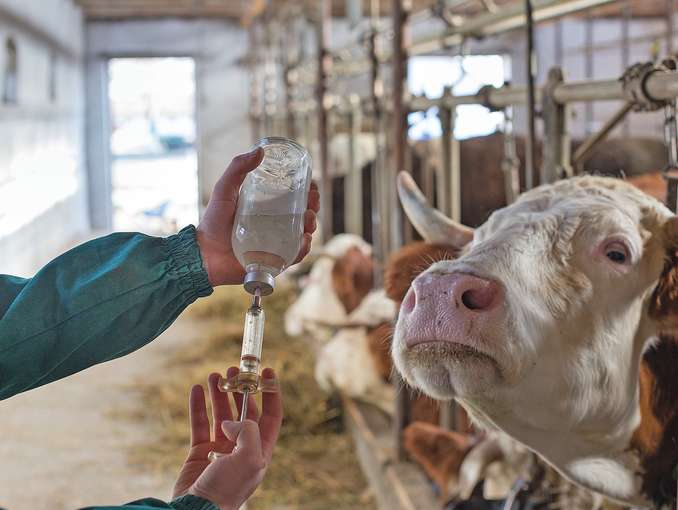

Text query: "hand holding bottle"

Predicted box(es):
[197, 147, 320, 287]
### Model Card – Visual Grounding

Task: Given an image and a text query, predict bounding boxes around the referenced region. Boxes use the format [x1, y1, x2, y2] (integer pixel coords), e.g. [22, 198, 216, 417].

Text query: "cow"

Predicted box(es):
[284, 233, 374, 341]
[390, 171, 678, 507]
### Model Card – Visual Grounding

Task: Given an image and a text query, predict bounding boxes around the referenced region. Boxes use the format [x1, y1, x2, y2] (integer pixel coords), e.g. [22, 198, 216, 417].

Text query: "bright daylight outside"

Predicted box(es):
[408, 54, 508, 140]
[108, 57, 199, 234]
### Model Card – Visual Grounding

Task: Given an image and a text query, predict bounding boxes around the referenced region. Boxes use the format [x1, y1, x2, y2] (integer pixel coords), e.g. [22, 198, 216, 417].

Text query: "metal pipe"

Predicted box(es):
[668, 0, 675, 55]
[622, 0, 631, 136]
[585, 13, 594, 135]
[525, 0, 537, 189]
[316, 0, 332, 241]
[290, 0, 618, 83]
[572, 101, 634, 169]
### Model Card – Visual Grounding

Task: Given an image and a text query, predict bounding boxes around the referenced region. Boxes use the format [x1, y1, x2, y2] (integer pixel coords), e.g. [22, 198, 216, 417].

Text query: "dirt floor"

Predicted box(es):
[0, 284, 374, 510]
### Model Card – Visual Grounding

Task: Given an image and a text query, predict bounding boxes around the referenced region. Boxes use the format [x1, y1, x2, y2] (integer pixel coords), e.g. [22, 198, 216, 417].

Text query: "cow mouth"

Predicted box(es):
[404, 340, 499, 367]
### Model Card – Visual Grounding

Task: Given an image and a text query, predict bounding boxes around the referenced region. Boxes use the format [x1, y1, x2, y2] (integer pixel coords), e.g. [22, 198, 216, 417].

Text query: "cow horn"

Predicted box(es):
[397, 171, 474, 247]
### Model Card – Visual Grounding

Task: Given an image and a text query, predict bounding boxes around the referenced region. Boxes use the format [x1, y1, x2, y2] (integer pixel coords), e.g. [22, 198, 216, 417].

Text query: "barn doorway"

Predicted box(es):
[108, 57, 198, 233]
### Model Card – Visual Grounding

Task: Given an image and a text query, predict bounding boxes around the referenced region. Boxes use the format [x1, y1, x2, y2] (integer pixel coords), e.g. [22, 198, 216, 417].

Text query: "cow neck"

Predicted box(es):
[630, 333, 678, 508]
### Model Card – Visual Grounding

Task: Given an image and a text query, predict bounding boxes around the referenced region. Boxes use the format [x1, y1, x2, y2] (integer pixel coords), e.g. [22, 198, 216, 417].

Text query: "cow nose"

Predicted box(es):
[411, 272, 502, 313]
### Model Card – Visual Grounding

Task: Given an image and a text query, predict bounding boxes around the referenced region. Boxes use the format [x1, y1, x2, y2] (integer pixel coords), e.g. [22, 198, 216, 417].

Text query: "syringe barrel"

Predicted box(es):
[240, 305, 265, 375]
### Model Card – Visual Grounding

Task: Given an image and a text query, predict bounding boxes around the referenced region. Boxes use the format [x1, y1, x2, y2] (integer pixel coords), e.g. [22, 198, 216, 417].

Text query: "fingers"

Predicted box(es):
[232, 420, 265, 462]
[308, 181, 320, 213]
[189, 385, 210, 447]
[259, 368, 283, 463]
[208, 373, 233, 441]
[211, 148, 264, 202]
[303, 209, 317, 234]
[228, 366, 260, 421]
[293, 233, 313, 265]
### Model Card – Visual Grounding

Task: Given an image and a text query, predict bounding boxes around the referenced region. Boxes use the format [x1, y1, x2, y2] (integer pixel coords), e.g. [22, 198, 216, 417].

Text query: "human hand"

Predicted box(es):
[197, 148, 321, 286]
[173, 367, 283, 510]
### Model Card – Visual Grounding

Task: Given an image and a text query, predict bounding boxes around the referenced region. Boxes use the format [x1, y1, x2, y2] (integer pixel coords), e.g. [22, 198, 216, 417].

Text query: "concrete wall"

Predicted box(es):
[85, 19, 251, 225]
[0, 0, 88, 276]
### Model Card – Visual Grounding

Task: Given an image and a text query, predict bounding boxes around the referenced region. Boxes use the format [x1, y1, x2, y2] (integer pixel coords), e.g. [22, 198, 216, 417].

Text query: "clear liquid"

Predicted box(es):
[232, 213, 304, 277]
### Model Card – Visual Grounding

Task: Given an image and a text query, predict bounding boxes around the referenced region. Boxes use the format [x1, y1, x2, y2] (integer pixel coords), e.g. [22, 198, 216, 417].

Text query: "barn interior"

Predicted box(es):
[2, 0, 678, 509]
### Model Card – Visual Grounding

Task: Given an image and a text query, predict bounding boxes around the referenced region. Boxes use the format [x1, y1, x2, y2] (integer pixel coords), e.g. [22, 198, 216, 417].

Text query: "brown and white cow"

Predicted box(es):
[391, 171, 678, 507]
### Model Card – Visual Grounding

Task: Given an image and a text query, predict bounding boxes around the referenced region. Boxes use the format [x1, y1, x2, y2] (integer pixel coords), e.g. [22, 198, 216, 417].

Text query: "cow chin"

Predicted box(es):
[393, 340, 503, 400]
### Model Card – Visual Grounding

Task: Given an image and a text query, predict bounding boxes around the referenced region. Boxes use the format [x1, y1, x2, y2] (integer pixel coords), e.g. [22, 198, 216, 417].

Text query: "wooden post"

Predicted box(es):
[316, 0, 332, 241]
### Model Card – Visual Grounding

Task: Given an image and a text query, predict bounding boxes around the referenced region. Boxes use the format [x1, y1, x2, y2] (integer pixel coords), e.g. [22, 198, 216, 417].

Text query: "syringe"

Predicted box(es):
[219, 288, 277, 417]
[209, 290, 271, 462]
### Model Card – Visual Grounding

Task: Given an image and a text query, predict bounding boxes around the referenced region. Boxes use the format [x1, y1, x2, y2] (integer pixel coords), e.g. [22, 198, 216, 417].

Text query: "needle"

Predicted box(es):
[240, 388, 249, 422]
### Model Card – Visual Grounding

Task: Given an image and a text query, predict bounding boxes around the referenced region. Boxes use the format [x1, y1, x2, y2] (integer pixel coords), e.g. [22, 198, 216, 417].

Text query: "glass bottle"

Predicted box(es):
[232, 137, 312, 295]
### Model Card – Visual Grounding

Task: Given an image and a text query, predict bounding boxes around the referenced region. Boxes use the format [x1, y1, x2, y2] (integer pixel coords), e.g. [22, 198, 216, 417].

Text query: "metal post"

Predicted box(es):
[502, 105, 521, 202]
[572, 101, 633, 171]
[346, 95, 363, 237]
[391, 0, 410, 253]
[668, 0, 675, 55]
[368, 28, 385, 287]
[525, 0, 538, 189]
[438, 87, 461, 221]
[554, 19, 563, 68]
[622, 0, 631, 136]
[316, 0, 332, 241]
[542, 67, 571, 182]
[585, 12, 594, 135]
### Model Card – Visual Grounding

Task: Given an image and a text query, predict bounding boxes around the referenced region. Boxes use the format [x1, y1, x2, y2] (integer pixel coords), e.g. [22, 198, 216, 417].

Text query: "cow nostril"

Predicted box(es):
[461, 286, 497, 311]
[461, 290, 480, 310]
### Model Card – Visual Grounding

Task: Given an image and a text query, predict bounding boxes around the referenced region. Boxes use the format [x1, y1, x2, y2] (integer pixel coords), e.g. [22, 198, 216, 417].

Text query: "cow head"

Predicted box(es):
[391, 172, 678, 504]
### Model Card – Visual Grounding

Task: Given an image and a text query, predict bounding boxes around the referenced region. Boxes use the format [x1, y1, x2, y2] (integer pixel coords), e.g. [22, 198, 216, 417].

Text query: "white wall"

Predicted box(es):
[0, 0, 88, 276]
[85, 19, 251, 223]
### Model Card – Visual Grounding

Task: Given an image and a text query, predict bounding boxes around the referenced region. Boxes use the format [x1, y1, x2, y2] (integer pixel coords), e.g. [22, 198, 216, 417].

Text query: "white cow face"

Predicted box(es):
[392, 176, 675, 438]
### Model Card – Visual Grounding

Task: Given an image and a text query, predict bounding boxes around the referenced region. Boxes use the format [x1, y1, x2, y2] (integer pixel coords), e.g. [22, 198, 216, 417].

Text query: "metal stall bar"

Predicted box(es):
[291, 0, 619, 84]
[316, 0, 332, 242]
[542, 67, 572, 183]
[572, 101, 634, 170]
[525, 0, 538, 189]
[392, 0, 411, 462]
[407, 68, 678, 111]
[346, 95, 364, 237]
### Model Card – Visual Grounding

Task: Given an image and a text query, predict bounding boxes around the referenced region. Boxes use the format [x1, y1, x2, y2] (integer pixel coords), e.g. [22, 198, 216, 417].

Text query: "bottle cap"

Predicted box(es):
[244, 270, 275, 296]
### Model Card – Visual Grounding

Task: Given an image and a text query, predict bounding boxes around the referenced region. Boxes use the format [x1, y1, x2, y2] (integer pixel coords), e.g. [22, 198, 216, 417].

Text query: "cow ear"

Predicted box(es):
[650, 217, 678, 329]
[331, 247, 374, 314]
[384, 242, 459, 304]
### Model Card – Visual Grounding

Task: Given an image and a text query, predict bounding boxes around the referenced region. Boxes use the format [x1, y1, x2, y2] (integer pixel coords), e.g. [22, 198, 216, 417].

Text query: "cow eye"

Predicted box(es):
[604, 242, 629, 264]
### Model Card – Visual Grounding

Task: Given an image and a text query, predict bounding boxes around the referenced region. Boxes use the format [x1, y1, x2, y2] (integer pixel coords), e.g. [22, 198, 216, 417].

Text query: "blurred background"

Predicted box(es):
[0, 1, 675, 509]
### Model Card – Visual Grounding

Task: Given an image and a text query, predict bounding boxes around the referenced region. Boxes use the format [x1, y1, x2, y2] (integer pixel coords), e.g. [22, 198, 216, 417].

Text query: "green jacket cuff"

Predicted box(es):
[165, 225, 213, 300]
[170, 494, 219, 510]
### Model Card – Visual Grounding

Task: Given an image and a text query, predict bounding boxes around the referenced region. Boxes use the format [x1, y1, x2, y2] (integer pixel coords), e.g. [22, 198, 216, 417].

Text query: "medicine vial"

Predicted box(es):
[232, 137, 312, 295]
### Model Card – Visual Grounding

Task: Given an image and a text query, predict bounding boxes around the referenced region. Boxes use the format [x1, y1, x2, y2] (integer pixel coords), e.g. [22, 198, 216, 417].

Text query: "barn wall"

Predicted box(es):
[85, 19, 251, 221]
[0, 0, 88, 276]
[509, 16, 676, 142]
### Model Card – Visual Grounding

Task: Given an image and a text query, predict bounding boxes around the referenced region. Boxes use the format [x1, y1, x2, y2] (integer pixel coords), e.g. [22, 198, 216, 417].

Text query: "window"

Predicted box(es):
[3, 38, 18, 105]
[408, 55, 508, 140]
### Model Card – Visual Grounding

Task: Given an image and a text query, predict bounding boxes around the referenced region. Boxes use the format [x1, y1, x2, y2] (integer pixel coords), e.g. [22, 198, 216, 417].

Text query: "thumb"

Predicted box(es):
[222, 419, 263, 458]
[212, 147, 264, 202]
[221, 421, 243, 443]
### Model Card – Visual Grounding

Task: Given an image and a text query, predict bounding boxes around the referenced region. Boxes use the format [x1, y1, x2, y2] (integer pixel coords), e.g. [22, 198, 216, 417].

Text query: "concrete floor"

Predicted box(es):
[0, 293, 213, 509]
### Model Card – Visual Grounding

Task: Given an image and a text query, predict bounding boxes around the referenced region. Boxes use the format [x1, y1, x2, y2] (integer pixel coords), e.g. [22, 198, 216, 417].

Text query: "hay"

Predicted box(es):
[118, 284, 375, 510]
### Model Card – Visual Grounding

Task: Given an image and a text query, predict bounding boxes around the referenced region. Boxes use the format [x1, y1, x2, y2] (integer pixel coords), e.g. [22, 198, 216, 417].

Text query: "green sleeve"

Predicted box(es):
[0, 225, 213, 400]
[80, 495, 218, 510]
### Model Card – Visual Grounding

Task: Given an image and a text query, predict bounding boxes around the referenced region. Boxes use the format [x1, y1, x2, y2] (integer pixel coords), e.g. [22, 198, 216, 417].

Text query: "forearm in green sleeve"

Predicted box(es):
[80, 495, 218, 510]
[0, 225, 213, 400]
